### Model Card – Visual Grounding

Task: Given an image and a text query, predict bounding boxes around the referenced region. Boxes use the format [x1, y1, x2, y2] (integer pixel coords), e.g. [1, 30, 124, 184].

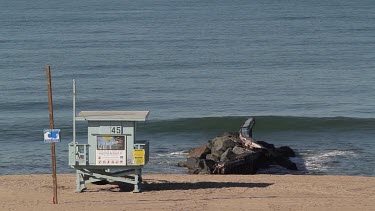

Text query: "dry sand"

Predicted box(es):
[0, 174, 374, 211]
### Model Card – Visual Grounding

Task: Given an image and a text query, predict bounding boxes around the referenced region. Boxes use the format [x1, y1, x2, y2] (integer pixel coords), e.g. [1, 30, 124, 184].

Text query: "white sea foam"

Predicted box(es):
[303, 150, 358, 172]
[170, 151, 188, 155]
[150, 151, 188, 160]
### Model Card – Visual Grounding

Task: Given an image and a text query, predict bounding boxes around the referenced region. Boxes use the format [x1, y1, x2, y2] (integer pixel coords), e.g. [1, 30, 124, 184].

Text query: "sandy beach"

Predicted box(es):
[0, 174, 374, 211]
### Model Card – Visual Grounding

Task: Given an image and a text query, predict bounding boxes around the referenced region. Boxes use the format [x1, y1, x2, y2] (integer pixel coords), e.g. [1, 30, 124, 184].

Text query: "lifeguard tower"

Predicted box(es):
[68, 81, 149, 192]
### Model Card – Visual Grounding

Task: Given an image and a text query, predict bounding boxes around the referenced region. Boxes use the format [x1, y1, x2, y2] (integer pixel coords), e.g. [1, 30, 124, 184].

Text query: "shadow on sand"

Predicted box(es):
[102, 180, 273, 192]
[143, 181, 273, 192]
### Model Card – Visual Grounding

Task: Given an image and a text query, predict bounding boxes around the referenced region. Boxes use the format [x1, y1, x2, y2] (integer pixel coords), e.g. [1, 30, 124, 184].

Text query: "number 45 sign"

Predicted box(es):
[111, 126, 122, 134]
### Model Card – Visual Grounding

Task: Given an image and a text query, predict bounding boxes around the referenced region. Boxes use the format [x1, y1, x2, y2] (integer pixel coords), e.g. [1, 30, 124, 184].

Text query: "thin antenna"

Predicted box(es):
[73, 79, 76, 144]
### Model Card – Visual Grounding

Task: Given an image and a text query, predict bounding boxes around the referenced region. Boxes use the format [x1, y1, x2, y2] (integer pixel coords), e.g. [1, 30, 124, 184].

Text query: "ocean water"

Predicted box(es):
[1, 0, 375, 176]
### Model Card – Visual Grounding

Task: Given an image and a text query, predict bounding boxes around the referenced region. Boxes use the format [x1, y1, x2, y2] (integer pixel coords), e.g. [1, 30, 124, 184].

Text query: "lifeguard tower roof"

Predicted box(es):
[76, 111, 149, 121]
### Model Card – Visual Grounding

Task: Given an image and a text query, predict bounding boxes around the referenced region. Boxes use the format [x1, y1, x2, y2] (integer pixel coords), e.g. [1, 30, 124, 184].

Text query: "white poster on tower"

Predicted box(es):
[96, 136, 126, 165]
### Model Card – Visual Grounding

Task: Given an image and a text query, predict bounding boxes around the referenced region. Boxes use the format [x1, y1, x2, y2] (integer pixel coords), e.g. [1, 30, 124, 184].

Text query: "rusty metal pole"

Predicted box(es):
[46, 65, 58, 204]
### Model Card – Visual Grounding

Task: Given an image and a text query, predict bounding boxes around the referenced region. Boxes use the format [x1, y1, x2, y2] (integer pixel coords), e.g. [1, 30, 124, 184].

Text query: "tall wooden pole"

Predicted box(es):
[46, 65, 58, 204]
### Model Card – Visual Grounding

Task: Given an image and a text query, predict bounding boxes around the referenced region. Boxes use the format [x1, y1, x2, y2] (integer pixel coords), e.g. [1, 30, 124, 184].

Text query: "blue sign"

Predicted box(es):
[44, 129, 61, 143]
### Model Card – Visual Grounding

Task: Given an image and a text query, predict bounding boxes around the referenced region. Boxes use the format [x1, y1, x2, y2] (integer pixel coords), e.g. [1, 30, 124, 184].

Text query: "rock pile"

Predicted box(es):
[178, 132, 297, 174]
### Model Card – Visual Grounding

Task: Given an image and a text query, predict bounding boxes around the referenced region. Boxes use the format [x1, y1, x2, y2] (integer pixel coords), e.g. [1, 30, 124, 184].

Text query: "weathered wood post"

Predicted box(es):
[46, 64, 58, 204]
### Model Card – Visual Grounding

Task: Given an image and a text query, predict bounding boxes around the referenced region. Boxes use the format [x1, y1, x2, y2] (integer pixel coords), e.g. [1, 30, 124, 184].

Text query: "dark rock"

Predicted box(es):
[210, 137, 236, 155]
[188, 144, 211, 159]
[206, 153, 220, 162]
[198, 159, 216, 174]
[206, 140, 213, 149]
[188, 168, 201, 174]
[254, 140, 275, 149]
[186, 158, 202, 174]
[215, 151, 263, 174]
[275, 146, 295, 157]
[179, 119, 298, 175]
[198, 168, 210, 174]
[205, 159, 216, 171]
[210, 150, 224, 159]
[253, 150, 271, 169]
[220, 148, 235, 163]
[186, 157, 200, 170]
[232, 146, 247, 155]
[272, 156, 298, 170]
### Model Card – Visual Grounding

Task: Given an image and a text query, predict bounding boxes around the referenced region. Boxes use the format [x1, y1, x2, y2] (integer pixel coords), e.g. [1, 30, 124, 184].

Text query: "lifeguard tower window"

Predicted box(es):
[97, 136, 125, 150]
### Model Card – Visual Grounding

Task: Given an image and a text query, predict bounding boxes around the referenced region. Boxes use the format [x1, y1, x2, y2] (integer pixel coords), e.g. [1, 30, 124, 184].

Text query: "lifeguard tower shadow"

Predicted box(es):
[96, 180, 273, 192]
[143, 181, 273, 192]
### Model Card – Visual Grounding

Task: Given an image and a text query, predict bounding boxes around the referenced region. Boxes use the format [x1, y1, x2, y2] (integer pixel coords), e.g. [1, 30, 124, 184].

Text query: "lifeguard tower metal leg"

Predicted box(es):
[73, 167, 143, 192]
[69, 80, 150, 193]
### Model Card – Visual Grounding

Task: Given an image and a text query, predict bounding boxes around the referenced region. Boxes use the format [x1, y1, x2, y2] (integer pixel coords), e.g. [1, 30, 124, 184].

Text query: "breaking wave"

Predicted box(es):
[138, 116, 375, 134]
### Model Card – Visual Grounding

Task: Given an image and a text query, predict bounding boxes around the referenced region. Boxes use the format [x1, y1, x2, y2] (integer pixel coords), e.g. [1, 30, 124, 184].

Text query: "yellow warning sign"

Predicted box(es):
[133, 149, 145, 165]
